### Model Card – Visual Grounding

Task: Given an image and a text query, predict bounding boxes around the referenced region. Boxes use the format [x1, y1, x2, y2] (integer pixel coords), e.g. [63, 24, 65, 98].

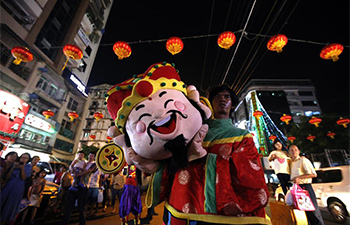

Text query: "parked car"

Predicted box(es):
[274, 165, 350, 223]
[312, 165, 350, 224]
[37, 160, 69, 182]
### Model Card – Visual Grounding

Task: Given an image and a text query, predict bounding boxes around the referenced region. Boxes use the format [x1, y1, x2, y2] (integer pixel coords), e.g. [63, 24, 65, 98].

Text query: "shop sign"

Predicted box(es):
[0, 90, 30, 142]
[24, 114, 55, 133]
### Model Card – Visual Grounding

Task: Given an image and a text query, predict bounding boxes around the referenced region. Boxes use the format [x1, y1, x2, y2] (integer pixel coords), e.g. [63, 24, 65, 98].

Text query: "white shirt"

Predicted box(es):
[86, 161, 100, 188]
[290, 156, 317, 184]
[268, 150, 290, 174]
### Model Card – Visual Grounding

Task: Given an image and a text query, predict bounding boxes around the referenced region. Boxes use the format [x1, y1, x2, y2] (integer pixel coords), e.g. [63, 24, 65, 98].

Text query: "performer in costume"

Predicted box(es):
[119, 165, 142, 225]
[106, 62, 270, 225]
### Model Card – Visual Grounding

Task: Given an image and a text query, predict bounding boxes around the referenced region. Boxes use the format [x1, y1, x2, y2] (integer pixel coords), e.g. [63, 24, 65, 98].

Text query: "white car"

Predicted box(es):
[312, 165, 350, 224]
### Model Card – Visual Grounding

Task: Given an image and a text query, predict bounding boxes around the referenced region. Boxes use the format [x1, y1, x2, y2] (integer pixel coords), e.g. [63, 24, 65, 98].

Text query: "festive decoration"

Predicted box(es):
[96, 143, 125, 174]
[217, 31, 236, 50]
[287, 136, 296, 143]
[68, 111, 79, 121]
[269, 135, 277, 142]
[62, 44, 83, 71]
[166, 37, 184, 55]
[42, 109, 55, 120]
[93, 112, 104, 122]
[308, 116, 322, 127]
[326, 131, 336, 139]
[113, 41, 132, 60]
[320, 43, 344, 62]
[267, 34, 288, 53]
[89, 134, 96, 140]
[11, 47, 33, 65]
[106, 136, 113, 142]
[306, 134, 316, 142]
[337, 117, 350, 128]
[253, 110, 263, 119]
[280, 114, 292, 125]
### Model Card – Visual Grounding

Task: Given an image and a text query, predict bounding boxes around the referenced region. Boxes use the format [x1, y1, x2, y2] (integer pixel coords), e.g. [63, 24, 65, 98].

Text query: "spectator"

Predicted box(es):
[69, 151, 87, 191]
[111, 170, 125, 214]
[101, 173, 112, 212]
[21, 169, 47, 224]
[0, 151, 18, 190]
[53, 165, 66, 185]
[1, 153, 32, 225]
[58, 166, 72, 216]
[268, 139, 291, 194]
[289, 144, 324, 225]
[86, 152, 101, 217]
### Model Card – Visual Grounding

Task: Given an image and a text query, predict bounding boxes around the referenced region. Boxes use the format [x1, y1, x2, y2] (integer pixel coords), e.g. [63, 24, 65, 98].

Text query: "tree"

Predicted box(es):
[287, 114, 350, 155]
[81, 144, 99, 158]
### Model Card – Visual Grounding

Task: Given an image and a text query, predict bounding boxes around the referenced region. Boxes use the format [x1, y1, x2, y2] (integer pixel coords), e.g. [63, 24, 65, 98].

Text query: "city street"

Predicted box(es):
[33, 194, 348, 225]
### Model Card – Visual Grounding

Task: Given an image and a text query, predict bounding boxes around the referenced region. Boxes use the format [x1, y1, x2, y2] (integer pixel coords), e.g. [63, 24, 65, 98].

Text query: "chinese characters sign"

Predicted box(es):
[0, 90, 30, 142]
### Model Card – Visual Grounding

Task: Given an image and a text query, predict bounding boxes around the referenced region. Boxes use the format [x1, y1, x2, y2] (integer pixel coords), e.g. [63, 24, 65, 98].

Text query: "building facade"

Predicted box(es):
[0, 0, 114, 162]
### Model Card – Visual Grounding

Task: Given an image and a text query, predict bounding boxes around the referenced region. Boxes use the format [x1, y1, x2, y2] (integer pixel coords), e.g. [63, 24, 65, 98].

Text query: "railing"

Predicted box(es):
[58, 128, 74, 139]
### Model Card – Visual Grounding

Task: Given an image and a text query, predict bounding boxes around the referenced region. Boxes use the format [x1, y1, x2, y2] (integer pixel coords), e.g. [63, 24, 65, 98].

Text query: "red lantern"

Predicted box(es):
[269, 135, 277, 142]
[62, 44, 83, 70]
[306, 134, 316, 142]
[326, 131, 336, 139]
[106, 136, 113, 142]
[253, 110, 263, 120]
[337, 117, 350, 128]
[93, 112, 104, 122]
[320, 43, 344, 62]
[217, 31, 236, 50]
[287, 136, 296, 143]
[309, 116, 322, 127]
[11, 47, 33, 65]
[68, 111, 79, 121]
[166, 37, 184, 55]
[267, 34, 288, 53]
[89, 134, 96, 140]
[113, 41, 132, 60]
[42, 109, 55, 120]
[280, 114, 292, 125]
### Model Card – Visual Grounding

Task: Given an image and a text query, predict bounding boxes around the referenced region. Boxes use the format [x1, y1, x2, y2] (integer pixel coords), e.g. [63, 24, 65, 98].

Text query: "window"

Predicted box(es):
[313, 170, 342, 183]
[54, 138, 74, 153]
[61, 119, 72, 131]
[43, 136, 50, 144]
[85, 46, 92, 56]
[48, 84, 57, 97]
[67, 97, 78, 111]
[86, 121, 92, 128]
[36, 77, 49, 91]
[32, 134, 43, 143]
[19, 130, 32, 140]
[302, 101, 317, 106]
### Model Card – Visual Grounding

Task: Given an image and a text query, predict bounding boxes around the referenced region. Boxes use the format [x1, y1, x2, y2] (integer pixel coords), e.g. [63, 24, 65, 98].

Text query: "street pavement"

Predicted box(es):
[34, 194, 348, 225]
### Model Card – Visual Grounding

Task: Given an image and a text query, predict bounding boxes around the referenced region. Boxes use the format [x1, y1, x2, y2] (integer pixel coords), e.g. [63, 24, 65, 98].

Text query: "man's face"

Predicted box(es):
[78, 153, 84, 160]
[288, 145, 300, 158]
[211, 90, 232, 119]
[88, 153, 96, 161]
[125, 89, 202, 160]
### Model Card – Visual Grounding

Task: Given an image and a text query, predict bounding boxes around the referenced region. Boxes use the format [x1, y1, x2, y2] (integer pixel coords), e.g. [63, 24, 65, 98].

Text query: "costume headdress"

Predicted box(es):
[106, 62, 187, 133]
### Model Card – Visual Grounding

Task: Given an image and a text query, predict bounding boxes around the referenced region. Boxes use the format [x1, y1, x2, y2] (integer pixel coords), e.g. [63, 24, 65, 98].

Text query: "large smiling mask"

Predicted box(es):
[106, 62, 211, 163]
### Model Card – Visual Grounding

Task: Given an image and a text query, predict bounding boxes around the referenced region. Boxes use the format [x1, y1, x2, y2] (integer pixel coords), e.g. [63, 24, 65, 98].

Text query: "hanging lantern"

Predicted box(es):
[11, 46, 33, 65]
[337, 117, 350, 128]
[93, 112, 104, 122]
[309, 116, 322, 127]
[253, 110, 263, 120]
[326, 131, 336, 139]
[320, 43, 344, 62]
[269, 135, 277, 142]
[113, 41, 132, 60]
[217, 31, 236, 50]
[280, 114, 292, 125]
[166, 37, 184, 55]
[62, 44, 83, 70]
[306, 134, 316, 142]
[287, 136, 296, 143]
[267, 34, 288, 53]
[106, 136, 113, 142]
[89, 134, 96, 140]
[68, 111, 79, 121]
[42, 109, 55, 120]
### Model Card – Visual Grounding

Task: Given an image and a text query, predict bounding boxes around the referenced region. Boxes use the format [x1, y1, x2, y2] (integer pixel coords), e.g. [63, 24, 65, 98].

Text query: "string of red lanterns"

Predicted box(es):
[113, 41, 132, 60]
[68, 111, 79, 121]
[166, 37, 184, 55]
[267, 34, 288, 53]
[11, 47, 33, 65]
[42, 109, 55, 120]
[62, 44, 83, 71]
[217, 31, 236, 50]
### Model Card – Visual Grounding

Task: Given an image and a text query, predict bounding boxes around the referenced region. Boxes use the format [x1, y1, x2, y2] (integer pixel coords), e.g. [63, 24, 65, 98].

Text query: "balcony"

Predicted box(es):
[58, 128, 74, 139]
[0, 44, 31, 80]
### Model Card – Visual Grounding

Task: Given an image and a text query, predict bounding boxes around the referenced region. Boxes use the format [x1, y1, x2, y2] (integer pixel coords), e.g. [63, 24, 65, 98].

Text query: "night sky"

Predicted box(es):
[88, 0, 349, 116]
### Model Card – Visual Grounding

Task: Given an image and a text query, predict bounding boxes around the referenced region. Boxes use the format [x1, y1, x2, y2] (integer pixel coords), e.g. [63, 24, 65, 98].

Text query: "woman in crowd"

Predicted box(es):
[268, 139, 290, 194]
[0, 151, 18, 190]
[1, 153, 32, 225]
[289, 144, 324, 225]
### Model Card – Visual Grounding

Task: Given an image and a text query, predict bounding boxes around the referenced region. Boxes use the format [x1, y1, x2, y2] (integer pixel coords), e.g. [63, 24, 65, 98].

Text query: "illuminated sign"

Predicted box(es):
[78, 27, 90, 46]
[0, 90, 30, 142]
[24, 114, 55, 133]
[62, 69, 88, 97]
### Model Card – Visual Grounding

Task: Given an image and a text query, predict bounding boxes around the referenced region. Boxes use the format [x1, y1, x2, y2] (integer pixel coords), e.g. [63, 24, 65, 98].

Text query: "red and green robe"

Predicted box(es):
[146, 119, 270, 225]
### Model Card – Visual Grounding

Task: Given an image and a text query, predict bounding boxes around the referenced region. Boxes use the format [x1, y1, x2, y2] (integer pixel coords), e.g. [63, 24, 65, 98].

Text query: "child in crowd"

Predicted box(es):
[69, 151, 86, 191]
